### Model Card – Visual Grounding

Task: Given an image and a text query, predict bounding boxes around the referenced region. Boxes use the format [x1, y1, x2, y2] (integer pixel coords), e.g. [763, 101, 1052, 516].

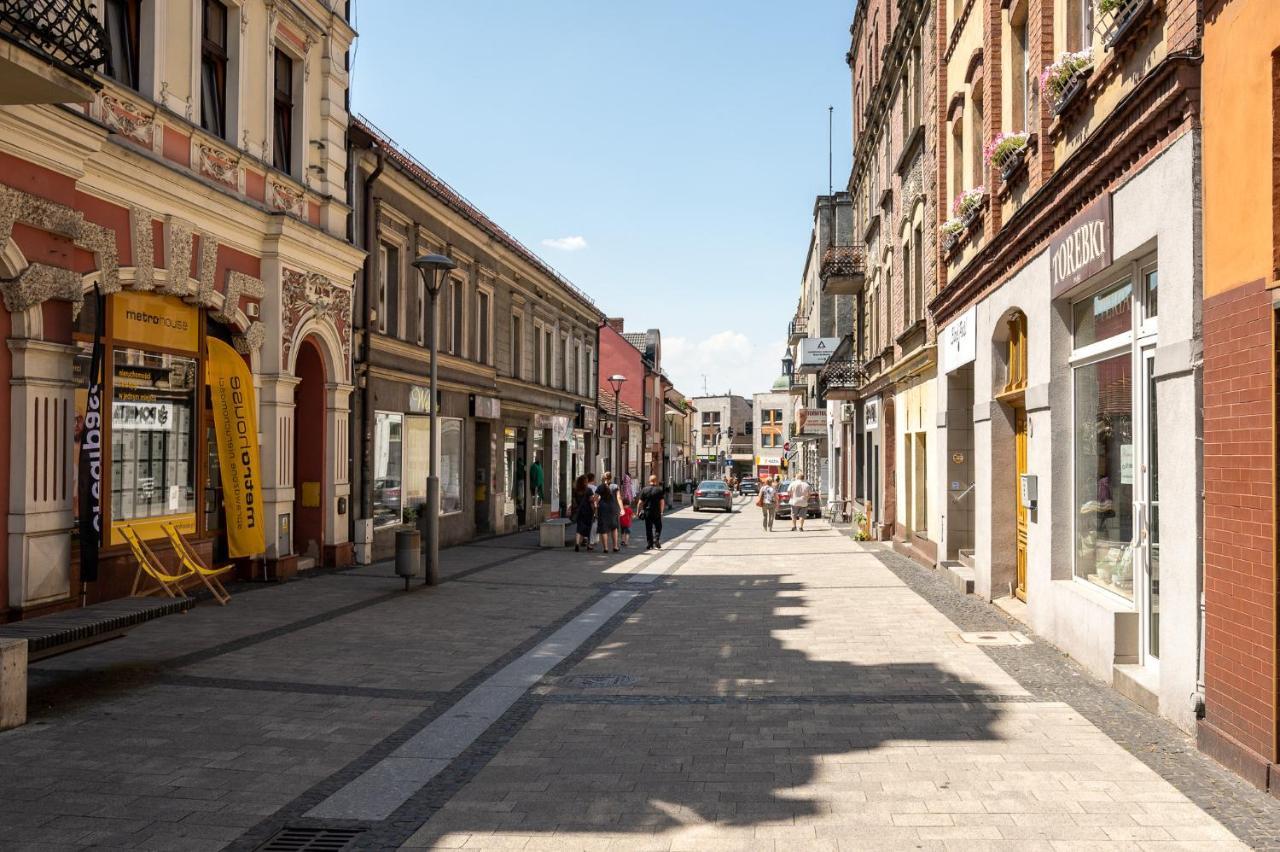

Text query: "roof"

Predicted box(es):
[621, 333, 648, 352]
[597, 387, 645, 420]
[352, 115, 602, 318]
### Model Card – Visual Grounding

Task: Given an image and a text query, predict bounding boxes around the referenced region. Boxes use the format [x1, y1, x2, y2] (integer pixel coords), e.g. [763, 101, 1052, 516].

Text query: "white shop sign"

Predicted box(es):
[941, 306, 976, 373]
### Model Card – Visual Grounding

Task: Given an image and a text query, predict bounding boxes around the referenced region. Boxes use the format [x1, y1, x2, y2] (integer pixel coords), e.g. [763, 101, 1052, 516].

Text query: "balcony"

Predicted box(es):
[820, 243, 867, 295]
[819, 356, 869, 398]
[0, 0, 104, 104]
[787, 317, 805, 345]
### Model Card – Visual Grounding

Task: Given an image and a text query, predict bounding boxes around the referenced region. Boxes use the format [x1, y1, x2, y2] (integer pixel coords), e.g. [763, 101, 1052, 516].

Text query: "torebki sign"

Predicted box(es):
[1050, 194, 1112, 297]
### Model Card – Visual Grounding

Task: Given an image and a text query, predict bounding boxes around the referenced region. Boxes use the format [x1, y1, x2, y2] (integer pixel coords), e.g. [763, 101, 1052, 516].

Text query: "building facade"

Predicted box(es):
[753, 388, 791, 479]
[1198, 0, 1280, 793]
[691, 395, 752, 481]
[930, 0, 1202, 733]
[349, 120, 602, 559]
[1, 0, 362, 617]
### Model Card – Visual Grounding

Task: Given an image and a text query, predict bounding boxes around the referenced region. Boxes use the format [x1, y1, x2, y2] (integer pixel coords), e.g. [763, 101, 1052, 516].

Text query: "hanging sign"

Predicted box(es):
[77, 286, 106, 582]
[1050, 194, 1112, 297]
[941, 306, 977, 373]
[864, 396, 880, 431]
[111, 290, 199, 351]
[207, 338, 265, 557]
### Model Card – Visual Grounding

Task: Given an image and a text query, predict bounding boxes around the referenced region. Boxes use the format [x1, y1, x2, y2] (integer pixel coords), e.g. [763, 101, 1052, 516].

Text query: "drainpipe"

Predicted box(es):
[358, 148, 385, 525]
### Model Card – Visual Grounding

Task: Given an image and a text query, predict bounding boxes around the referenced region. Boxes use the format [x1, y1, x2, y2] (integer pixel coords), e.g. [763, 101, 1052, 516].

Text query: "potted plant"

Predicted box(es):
[941, 216, 965, 253]
[1040, 50, 1093, 114]
[1096, 0, 1153, 48]
[952, 186, 987, 227]
[985, 132, 1031, 182]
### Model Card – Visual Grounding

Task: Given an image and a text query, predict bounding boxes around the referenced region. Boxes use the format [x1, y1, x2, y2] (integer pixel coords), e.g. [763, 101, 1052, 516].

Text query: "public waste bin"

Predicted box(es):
[395, 530, 421, 589]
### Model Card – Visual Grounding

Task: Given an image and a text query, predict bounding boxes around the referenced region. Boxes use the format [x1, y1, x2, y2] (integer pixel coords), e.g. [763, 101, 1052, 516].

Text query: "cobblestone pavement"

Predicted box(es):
[1, 503, 1278, 851]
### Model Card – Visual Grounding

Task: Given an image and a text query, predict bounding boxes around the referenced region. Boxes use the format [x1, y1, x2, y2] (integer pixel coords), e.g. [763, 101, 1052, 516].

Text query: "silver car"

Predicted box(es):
[692, 480, 734, 512]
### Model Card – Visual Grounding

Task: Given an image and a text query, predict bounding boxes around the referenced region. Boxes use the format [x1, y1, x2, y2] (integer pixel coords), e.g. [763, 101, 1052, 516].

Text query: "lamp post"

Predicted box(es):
[412, 253, 457, 586]
[607, 374, 626, 480]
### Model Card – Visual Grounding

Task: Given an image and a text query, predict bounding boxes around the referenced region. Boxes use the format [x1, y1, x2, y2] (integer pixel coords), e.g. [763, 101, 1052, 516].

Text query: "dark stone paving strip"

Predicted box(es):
[224, 585, 635, 852]
[538, 692, 1041, 705]
[867, 545, 1280, 852]
[154, 674, 447, 702]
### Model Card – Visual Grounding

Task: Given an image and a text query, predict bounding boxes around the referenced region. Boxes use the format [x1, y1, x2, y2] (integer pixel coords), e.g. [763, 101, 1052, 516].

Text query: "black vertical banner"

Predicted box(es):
[78, 286, 106, 582]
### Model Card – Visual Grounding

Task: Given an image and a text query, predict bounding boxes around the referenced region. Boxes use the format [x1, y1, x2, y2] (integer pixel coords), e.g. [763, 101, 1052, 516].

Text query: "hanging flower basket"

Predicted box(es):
[1041, 51, 1094, 115]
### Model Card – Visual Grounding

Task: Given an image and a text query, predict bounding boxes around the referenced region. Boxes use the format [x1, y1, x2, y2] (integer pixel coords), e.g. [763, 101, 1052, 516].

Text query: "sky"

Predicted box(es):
[349, 0, 854, 399]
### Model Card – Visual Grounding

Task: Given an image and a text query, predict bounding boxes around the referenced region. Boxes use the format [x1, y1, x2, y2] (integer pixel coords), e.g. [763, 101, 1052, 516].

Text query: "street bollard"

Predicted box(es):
[395, 529, 421, 591]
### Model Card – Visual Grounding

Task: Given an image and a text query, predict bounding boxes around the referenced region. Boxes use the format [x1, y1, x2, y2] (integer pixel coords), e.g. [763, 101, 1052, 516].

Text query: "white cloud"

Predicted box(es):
[541, 235, 588, 252]
[662, 331, 787, 400]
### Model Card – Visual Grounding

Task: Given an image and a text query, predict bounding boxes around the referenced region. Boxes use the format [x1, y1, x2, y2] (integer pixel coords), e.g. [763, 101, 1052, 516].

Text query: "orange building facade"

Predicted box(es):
[1199, 0, 1280, 794]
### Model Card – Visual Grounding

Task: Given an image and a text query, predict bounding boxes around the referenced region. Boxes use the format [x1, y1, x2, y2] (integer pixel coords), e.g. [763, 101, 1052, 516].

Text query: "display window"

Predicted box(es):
[374, 411, 459, 523]
[73, 290, 234, 550]
[1069, 255, 1160, 664]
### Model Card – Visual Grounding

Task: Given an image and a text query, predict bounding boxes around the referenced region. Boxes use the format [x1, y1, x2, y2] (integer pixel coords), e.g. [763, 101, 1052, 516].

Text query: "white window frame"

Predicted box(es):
[191, 0, 244, 145]
[269, 36, 307, 179]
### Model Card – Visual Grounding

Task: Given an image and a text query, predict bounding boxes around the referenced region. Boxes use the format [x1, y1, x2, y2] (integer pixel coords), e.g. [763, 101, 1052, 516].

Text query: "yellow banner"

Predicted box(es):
[112, 291, 200, 351]
[206, 338, 265, 557]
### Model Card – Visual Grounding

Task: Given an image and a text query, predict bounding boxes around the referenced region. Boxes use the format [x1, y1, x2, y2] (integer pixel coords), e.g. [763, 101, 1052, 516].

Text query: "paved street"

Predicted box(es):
[3, 501, 1279, 851]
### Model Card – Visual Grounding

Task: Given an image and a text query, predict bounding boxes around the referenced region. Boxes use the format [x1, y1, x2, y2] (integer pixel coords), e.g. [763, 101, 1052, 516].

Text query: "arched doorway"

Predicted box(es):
[293, 337, 327, 565]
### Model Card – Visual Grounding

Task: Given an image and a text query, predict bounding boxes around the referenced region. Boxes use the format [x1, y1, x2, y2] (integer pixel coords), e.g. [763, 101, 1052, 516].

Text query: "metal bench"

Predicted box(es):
[0, 596, 194, 662]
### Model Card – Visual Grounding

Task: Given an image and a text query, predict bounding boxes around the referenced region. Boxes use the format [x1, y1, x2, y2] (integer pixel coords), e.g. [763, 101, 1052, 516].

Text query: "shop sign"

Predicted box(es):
[758, 455, 781, 466]
[941, 306, 976, 373]
[797, 337, 840, 370]
[78, 286, 106, 582]
[408, 386, 434, 414]
[576, 404, 598, 431]
[533, 413, 555, 430]
[797, 407, 826, 435]
[112, 400, 175, 430]
[206, 338, 265, 557]
[111, 291, 199, 351]
[600, 419, 615, 438]
[1050, 194, 1112, 297]
[864, 396, 880, 430]
[470, 394, 501, 419]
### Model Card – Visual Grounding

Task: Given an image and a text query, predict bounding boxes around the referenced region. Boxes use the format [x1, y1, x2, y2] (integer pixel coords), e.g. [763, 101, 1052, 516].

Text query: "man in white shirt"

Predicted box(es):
[788, 475, 812, 531]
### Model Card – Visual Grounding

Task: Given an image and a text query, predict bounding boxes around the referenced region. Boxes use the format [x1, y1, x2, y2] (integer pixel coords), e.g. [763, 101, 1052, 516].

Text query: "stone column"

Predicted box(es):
[324, 381, 353, 566]
[257, 373, 300, 570]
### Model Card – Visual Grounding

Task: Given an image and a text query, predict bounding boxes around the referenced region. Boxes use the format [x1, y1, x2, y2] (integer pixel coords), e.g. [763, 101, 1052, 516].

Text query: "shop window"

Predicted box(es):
[1003, 311, 1028, 394]
[440, 417, 462, 514]
[1073, 352, 1134, 599]
[372, 411, 403, 527]
[402, 417, 429, 520]
[272, 49, 294, 175]
[1072, 279, 1132, 350]
[105, 0, 141, 90]
[1142, 264, 1158, 320]
[200, 0, 228, 139]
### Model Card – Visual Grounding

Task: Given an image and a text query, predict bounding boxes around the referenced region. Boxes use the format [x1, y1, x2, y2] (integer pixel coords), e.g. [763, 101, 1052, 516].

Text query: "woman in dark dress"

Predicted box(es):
[572, 475, 597, 552]
[596, 471, 623, 553]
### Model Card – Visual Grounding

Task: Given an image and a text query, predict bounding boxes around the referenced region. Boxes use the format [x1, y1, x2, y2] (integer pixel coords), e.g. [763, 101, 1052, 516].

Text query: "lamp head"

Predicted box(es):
[412, 254, 457, 295]
[607, 373, 627, 393]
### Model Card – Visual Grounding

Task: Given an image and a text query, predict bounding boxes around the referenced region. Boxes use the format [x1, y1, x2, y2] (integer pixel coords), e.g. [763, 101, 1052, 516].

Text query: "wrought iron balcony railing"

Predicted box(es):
[819, 244, 867, 280]
[820, 357, 870, 390]
[787, 317, 804, 344]
[0, 0, 106, 74]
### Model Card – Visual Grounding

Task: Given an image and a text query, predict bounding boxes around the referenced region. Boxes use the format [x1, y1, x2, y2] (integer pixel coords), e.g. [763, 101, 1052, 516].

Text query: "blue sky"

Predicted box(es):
[350, 0, 854, 398]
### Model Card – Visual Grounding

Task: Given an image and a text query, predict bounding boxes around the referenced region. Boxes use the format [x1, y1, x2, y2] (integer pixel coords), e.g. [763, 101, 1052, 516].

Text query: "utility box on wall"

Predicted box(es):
[1020, 474, 1038, 511]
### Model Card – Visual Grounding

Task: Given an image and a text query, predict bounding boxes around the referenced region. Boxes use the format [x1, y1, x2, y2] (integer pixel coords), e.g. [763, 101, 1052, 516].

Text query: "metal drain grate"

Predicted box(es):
[958, 631, 1032, 646]
[559, 673, 636, 688]
[258, 827, 366, 851]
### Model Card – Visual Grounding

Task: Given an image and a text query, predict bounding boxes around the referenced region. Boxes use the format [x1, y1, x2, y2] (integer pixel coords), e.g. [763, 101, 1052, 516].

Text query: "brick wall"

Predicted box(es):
[1201, 277, 1278, 776]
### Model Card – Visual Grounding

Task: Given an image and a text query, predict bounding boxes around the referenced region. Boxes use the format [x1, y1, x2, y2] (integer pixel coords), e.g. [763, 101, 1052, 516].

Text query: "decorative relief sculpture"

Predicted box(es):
[268, 180, 306, 218]
[97, 92, 155, 148]
[197, 143, 240, 190]
[281, 268, 352, 377]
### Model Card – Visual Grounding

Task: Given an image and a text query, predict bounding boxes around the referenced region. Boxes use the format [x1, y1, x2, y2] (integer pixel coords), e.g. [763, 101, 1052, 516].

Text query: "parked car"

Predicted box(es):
[738, 477, 759, 495]
[775, 480, 824, 520]
[692, 480, 734, 512]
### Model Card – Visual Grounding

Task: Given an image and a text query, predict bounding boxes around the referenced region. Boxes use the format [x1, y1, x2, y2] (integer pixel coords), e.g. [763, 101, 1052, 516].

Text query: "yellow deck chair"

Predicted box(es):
[122, 525, 196, 599]
[162, 523, 233, 606]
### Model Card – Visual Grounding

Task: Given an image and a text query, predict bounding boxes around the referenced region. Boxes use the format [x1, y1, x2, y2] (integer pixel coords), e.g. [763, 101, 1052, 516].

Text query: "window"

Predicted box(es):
[386, 244, 400, 338]
[511, 314, 523, 379]
[913, 223, 924, 323]
[971, 84, 986, 190]
[701, 411, 721, 447]
[1010, 1, 1030, 131]
[952, 121, 965, 200]
[762, 409, 783, 447]
[451, 278, 464, 355]
[372, 411, 403, 527]
[105, 0, 141, 90]
[273, 49, 294, 174]
[109, 350, 198, 524]
[542, 329, 552, 385]
[477, 289, 491, 364]
[1003, 311, 1028, 394]
[440, 418, 462, 514]
[560, 334, 569, 390]
[902, 237, 912, 329]
[912, 43, 923, 128]
[1067, 0, 1094, 53]
[200, 0, 228, 138]
[572, 340, 581, 395]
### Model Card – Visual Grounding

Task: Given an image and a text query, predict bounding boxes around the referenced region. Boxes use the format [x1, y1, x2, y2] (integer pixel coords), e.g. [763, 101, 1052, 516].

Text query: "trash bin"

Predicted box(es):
[395, 529, 421, 590]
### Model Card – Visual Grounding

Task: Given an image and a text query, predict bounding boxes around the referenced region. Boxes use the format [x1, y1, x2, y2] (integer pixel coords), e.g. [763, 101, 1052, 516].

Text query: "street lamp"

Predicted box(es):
[607, 374, 626, 481]
[412, 252, 457, 586]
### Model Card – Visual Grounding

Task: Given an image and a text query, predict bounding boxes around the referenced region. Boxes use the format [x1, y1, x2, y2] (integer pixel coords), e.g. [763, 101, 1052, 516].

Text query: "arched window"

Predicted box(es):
[1004, 311, 1028, 394]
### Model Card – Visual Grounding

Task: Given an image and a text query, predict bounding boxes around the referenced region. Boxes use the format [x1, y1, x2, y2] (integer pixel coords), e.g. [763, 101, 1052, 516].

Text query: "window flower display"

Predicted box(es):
[984, 132, 1031, 169]
[1040, 50, 1093, 110]
[951, 186, 987, 220]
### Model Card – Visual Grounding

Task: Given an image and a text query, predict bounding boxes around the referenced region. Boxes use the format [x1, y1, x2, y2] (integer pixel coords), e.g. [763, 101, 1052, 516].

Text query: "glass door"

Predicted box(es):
[1137, 347, 1160, 663]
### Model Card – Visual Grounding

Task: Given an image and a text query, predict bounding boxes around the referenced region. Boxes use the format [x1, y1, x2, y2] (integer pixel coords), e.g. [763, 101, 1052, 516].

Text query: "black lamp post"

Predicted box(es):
[412, 253, 456, 585]
[607, 374, 626, 479]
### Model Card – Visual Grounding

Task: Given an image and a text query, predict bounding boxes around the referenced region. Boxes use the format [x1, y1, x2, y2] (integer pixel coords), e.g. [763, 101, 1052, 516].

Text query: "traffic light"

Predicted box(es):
[726, 426, 735, 439]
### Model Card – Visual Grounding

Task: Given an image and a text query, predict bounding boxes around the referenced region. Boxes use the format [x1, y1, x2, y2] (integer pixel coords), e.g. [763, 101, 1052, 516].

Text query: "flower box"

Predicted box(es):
[1041, 51, 1094, 116]
[1053, 67, 1092, 116]
[1098, 0, 1158, 51]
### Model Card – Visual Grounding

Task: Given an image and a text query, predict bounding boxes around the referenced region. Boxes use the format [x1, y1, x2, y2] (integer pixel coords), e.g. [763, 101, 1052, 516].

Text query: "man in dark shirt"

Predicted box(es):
[638, 474, 666, 550]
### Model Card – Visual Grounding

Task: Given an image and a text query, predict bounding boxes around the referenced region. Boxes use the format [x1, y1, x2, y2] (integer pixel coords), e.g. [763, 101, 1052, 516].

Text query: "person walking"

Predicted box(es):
[759, 476, 777, 532]
[596, 471, 623, 553]
[571, 475, 597, 552]
[788, 474, 813, 532]
[586, 472, 599, 548]
[638, 474, 666, 550]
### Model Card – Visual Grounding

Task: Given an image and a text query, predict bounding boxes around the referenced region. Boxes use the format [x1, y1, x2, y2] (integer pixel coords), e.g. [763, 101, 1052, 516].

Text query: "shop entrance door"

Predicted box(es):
[293, 339, 326, 565]
[474, 422, 492, 535]
[1014, 406, 1028, 601]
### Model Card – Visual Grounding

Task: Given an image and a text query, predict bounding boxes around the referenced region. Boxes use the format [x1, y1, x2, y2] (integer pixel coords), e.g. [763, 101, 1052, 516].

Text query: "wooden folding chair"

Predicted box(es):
[122, 525, 196, 599]
[161, 524, 233, 605]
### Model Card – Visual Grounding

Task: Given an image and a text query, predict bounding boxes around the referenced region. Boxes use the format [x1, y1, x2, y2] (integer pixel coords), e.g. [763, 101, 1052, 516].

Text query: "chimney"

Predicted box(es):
[606, 317, 625, 333]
